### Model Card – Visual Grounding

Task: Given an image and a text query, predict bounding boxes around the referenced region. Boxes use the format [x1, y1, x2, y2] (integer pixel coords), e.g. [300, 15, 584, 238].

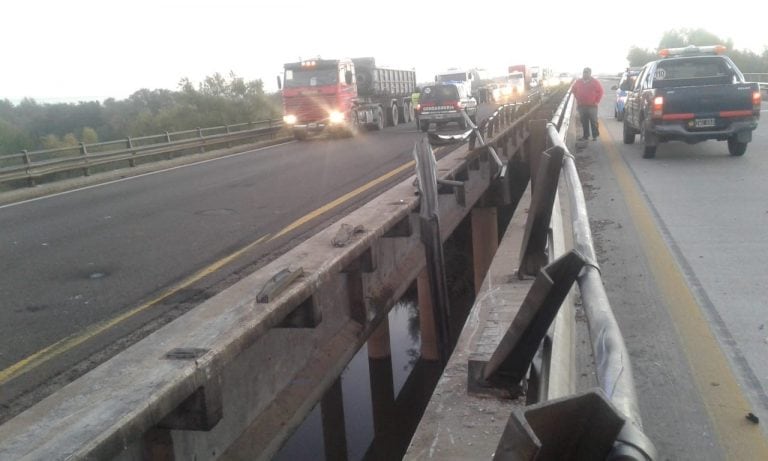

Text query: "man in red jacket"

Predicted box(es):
[572, 67, 604, 141]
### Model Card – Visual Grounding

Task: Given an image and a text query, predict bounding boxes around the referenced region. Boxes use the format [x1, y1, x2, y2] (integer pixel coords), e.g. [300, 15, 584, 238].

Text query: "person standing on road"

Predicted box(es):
[411, 86, 421, 124]
[572, 67, 604, 141]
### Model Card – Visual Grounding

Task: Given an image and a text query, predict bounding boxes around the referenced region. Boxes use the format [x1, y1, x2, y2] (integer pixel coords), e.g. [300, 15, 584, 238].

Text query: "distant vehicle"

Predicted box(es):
[622, 45, 761, 158]
[495, 71, 526, 103]
[612, 68, 641, 121]
[435, 69, 475, 100]
[509, 64, 535, 90]
[279, 57, 416, 140]
[415, 84, 478, 132]
[558, 72, 573, 85]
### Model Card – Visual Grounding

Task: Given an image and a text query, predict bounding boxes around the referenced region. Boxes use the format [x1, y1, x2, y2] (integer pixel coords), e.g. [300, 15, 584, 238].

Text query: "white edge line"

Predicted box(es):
[0, 140, 294, 210]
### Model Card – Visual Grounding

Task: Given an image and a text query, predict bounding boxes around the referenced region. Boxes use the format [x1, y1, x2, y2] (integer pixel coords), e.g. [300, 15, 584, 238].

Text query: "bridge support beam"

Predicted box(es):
[368, 315, 391, 360]
[321, 378, 348, 461]
[471, 207, 499, 294]
[417, 269, 440, 361]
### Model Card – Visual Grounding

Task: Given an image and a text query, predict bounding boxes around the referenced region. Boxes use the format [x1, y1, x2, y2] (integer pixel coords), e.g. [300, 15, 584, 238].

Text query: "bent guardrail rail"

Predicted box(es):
[0, 120, 284, 188]
[0, 92, 561, 459]
[552, 91, 655, 459]
[406, 87, 655, 460]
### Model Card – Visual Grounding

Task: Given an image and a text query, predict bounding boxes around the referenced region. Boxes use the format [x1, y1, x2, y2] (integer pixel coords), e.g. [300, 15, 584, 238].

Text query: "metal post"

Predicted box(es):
[127, 137, 136, 167]
[528, 119, 548, 189]
[471, 207, 499, 294]
[197, 127, 204, 154]
[417, 269, 440, 361]
[80, 142, 90, 176]
[165, 131, 173, 160]
[22, 149, 35, 187]
[321, 378, 348, 461]
[414, 137, 452, 364]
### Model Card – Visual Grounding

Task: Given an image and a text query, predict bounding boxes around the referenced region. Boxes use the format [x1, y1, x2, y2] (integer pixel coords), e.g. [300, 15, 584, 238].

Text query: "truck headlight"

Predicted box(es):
[329, 111, 345, 124]
[283, 114, 297, 125]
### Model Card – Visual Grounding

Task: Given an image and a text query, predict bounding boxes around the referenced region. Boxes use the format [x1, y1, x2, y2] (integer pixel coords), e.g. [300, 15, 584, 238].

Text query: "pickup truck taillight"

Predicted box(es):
[652, 96, 664, 119]
[754, 91, 762, 114]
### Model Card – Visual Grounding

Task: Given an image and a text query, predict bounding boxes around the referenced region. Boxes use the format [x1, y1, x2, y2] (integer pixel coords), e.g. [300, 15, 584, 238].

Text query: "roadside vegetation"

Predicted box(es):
[0, 72, 281, 156]
[627, 28, 768, 72]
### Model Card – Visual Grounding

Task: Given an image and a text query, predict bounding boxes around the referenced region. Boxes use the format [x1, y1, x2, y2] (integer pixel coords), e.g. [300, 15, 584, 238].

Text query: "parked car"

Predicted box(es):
[623, 45, 761, 158]
[612, 68, 640, 121]
[415, 84, 478, 132]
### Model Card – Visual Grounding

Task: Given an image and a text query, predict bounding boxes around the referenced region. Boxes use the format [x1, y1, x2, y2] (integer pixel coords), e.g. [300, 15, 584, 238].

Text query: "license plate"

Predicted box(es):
[694, 118, 715, 128]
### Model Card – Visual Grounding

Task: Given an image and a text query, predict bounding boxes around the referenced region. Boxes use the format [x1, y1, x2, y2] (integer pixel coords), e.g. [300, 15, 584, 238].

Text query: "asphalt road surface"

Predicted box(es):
[577, 84, 768, 459]
[0, 103, 499, 415]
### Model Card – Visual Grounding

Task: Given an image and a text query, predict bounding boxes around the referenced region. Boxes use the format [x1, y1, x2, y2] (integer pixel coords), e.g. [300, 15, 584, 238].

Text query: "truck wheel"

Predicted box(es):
[390, 104, 399, 127]
[727, 138, 747, 156]
[403, 103, 411, 123]
[622, 119, 635, 144]
[374, 107, 385, 131]
[616, 109, 623, 122]
[419, 120, 429, 132]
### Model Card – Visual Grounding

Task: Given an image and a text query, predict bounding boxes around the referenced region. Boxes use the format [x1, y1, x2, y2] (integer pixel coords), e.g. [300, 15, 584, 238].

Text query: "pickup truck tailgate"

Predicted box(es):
[661, 83, 757, 115]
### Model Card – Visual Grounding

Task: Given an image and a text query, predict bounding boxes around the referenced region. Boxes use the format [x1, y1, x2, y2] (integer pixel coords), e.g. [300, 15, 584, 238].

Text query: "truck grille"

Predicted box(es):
[284, 94, 336, 123]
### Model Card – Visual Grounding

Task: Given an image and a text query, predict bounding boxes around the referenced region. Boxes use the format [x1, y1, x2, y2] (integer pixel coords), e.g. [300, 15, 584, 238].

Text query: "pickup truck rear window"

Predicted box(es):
[421, 85, 460, 101]
[653, 57, 736, 89]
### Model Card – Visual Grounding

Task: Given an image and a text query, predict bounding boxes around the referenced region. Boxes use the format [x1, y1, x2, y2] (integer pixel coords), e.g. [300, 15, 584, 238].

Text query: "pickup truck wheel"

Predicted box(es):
[419, 120, 429, 132]
[390, 104, 399, 127]
[641, 120, 657, 158]
[642, 145, 657, 158]
[728, 138, 748, 156]
[622, 119, 635, 144]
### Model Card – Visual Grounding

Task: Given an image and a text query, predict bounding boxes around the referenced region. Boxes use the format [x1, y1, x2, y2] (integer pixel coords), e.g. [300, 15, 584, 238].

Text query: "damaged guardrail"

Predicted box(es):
[0, 119, 283, 188]
[406, 86, 656, 460]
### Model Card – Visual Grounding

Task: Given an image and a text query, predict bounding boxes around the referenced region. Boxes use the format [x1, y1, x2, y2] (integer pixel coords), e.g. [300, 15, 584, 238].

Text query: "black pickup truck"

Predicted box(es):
[623, 45, 761, 158]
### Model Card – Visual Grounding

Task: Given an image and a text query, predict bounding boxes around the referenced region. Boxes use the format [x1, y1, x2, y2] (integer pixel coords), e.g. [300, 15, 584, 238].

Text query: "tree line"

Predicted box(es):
[0, 72, 281, 156]
[627, 28, 768, 72]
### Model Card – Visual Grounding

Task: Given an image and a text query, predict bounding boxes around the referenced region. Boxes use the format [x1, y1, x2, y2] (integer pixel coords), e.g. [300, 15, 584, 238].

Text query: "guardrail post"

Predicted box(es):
[197, 127, 205, 153]
[369, 331, 396, 459]
[126, 137, 136, 167]
[414, 137, 452, 364]
[519, 145, 565, 277]
[80, 142, 90, 176]
[165, 131, 173, 160]
[225, 125, 232, 148]
[21, 149, 36, 187]
[528, 120, 548, 188]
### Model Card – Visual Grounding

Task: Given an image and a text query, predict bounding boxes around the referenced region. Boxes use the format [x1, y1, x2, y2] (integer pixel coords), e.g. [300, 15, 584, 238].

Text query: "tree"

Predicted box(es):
[81, 127, 98, 144]
[627, 46, 656, 67]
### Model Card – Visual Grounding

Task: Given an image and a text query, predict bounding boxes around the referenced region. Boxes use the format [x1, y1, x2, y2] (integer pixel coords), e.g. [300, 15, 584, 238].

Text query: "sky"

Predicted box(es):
[2, 0, 765, 103]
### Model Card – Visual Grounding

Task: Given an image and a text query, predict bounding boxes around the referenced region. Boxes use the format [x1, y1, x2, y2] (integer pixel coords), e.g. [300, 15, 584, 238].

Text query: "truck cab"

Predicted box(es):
[435, 70, 474, 100]
[280, 58, 358, 140]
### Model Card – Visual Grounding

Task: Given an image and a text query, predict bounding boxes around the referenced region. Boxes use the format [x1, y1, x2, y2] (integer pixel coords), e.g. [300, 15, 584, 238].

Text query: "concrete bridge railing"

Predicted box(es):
[0, 88, 571, 459]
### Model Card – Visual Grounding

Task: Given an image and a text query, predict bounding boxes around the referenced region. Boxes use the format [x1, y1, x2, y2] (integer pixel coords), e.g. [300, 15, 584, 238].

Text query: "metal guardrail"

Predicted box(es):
[548, 90, 655, 459]
[0, 93, 556, 459]
[0, 120, 284, 188]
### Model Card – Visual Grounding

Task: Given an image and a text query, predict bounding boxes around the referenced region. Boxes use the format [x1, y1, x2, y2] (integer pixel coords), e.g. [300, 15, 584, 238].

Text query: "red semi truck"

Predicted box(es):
[278, 57, 416, 140]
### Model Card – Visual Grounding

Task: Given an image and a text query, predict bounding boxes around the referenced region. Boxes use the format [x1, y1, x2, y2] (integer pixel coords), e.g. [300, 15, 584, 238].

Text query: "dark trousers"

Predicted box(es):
[578, 106, 599, 138]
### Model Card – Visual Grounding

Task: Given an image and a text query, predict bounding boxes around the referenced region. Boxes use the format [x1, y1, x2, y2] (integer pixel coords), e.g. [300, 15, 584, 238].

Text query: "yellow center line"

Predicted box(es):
[598, 120, 768, 458]
[2, 157, 418, 386]
[269, 159, 415, 241]
[0, 233, 270, 385]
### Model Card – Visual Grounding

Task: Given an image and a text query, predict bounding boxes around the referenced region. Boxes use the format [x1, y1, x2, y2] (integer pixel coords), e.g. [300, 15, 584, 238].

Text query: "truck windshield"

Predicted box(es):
[438, 73, 468, 82]
[284, 68, 338, 88]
